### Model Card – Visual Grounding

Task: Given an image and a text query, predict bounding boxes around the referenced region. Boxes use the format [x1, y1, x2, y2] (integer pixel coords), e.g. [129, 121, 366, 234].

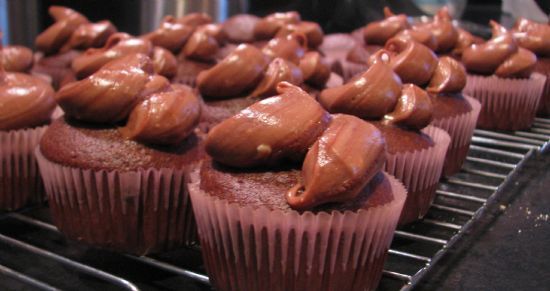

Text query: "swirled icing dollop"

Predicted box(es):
[177, 13, 213, 28]
[0, 71, 56, 130]
[120, 84, 201, 145]
[452, 28, 479, 57]
[222, 14, 260, 43]
[197, 44, 269, 98]
[262, 33, 306, 65]
[363, 7, 410, 45]
[142, 16, 193, 52]
[286, 114, 385, 210]
[248, 58, 303, 98]
[253, 11, 301, 40]
[427, 56, 466, 94]
[35, 6, 89, 55]
[393, 27, 438, 51]
[182, 24, 224, 62]
[1, 45, 33, 72]
[61, 20, 117, 53]
[414, 7, 458, 53]
[205, 82, 330, 168]
[275, 21, 324, 49]
[319, 50, 402, 119]
[299, 51, 331, 87]
[462, 21, 536, 77]
[152, 47, 177, 78]
[385, 36, 438, 85]
[512, 18, 550, 57]
[346, 44, 371, 64]
[384, 84, 433, 130]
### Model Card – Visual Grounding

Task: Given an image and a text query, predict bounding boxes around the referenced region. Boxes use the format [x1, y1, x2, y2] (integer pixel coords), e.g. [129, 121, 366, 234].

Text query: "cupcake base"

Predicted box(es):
[535, 57, 550, 116]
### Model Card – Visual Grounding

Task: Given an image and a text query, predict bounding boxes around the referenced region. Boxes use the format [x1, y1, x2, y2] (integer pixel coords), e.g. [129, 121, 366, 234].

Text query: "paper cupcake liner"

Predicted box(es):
[0, 126, 48, 210]
[189, 170, 407, 291]
[431, 96, 481, 176]
[35, 149, 197, 255]
[535, 58, 550, 116]
[463, 73, 546, 130]
[385, 126, 450, 224]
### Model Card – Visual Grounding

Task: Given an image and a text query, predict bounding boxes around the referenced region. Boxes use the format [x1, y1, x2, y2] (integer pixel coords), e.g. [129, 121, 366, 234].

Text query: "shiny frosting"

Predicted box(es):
[384, 84, 433, 130]
[248, 58, 303, 98]
[414, 7, 458, 53]
[275, 21, 324, 49]
[152, 47, 177, 78]
[393, 26, 438, 51]
[363, 7, 410, 45]
[452, 28, 478, 57]
[253, 11, 301, 40]
[319, 50, 402, 119]
[286, 114, 385, 210]
[142, 16, 193, 52]
[462, 21, 537, 77]
[35, 6, 89, 55]
[176, 13, 213, 28]
[512, 17, 550, 57]
[182, 24, 223, 62]
[205, 82, 330, 168]
[427, 56, 466, 94]
[262, 33, 306, 65]
[1, 45, 33, 72]
[61, 20, 117, 53]
[197, 44, 269, 98]
[346, 44, 371, 64]
[385, 36, 438, 85]
[299, 51, 331, 87]
[0, 70, 56, 130]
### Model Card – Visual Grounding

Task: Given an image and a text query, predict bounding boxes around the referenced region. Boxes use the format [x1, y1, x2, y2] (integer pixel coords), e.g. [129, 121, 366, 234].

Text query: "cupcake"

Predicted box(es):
[189, 81, 407, 291]
[32, 6, 117, 88]
[511, 18, 550, 116]
[1, 45, 34, 73]
[319, 52, 450, 224]
[36, 53, 203, 254]
[0, 60, 56, 210]
[462, 21, 545, 130]
[222, 14, 261, 44]
[359, 7, 410, 53]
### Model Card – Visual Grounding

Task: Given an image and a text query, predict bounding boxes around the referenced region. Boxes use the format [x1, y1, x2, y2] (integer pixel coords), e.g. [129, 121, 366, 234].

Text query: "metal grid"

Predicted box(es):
[1, 117, 549, 291]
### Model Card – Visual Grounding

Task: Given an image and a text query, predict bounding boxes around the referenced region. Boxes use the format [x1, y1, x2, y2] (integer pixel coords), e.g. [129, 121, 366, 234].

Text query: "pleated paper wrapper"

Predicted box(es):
[463, 73, 546, 130]
[189, 171, 407, 291]
[0, 126, 48, 210]
[431, 96, 481, 176]
[385, 126, 450, 225]
[534, 57, 550, 116]
[35, 149, 197, 255]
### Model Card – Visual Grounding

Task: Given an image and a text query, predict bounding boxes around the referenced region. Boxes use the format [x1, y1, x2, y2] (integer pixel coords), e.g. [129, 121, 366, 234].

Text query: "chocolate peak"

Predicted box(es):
[384, 84, 433, 130]
[363, 6, 410, 45]
[248, 58, 303, 98]
[177, 13, 213, 28]
[417, 6, 458, 53]
[385, 36, 438, 85]
[182, 24, 223, 62]
[512, 17, 550, 57]
[262, 33, 306, 65]
[35, 6, 89, 55]
[61, 20, 117, 53]
[299, 51, 331, 88]
[253, 11, 301, 40]
[427, 56, 466, 94]
[275, 21, 324, 49]
[1, 45, 33, 73]
[142, 15, 193, 52]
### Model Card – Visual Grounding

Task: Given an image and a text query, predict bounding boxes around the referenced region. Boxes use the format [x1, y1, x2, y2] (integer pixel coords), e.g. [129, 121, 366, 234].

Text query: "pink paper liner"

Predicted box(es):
[0, 126, 48, 210]
[189, 170, 407, 291]
[430, 95, 481, 176]
[384, 126, 450, 224]
[463, 73, 546, 130]
[534, 58, 550, 116]
[35, 149, 197, 255]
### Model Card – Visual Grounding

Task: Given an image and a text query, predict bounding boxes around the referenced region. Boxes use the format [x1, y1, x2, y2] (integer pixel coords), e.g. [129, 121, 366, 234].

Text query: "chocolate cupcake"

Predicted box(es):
[462, 21, 546, 130]
[36, 53, 203, 254]
[512, 18, 550, 116]
[31, 6, 117, 88]
[0, 60, 56, 210]
[319, 52, 450, 224]
[189, 82, 406, 291]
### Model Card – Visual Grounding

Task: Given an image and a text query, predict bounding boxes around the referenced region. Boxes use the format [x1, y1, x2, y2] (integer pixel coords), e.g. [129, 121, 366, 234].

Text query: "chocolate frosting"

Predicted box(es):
[248, 58, 303, 98]
[120, 84, 201, 145]
[197, 44, 269, 98]
[427, 56, 466, 94]
[384, 84, 433, 130]
[415, 7, 458, 53]
[286, 114, 386, 210]
[0, 71, 56, 130]
[152, 47, 177, 78]
[176, 13, 213, 28]
[363, 7, 410, 45]
[385, 36, 438, 85]
[222, 14, 260, 43]
[253, 11, 301, 40]
[182, 24, 222, 62]
[142, 16, 193, 52]
[262, 33, 306, 65]
[452, 28, 478, 57]
[35, 6, 89, 55]
[61, 20, 117, 53]
[393, 27, 438, 51]
[275, 21, 324, 49]
[512, 17, 550, 57]
[1, 45, 33, 72]
[346, 44, 371, 64]
[299, 51, 331, 87]
[319, 50, 402, 119]
[462, 21, 536, 77]
[205, 82, 330, 168]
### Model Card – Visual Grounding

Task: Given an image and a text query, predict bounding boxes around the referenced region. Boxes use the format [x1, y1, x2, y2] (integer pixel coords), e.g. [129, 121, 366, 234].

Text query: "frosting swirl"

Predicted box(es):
[1, 45, 33, 72]
[60, 20, 117, 53]
[319, 50, 402, 119]
[152, 47, 177, 78]
[512, 18, 550, 57]
[299, 51, 331, 87]
[363, 7, 410, 45]
[205, 82, 330, 168]
[182, 24, 223, 62]
[142, 16, 193, 52]
[197, 44, 269, 98]
[286, 114, 385, 210]
[393, 27, 437, 51]
[222, 14, 260, 43]
[384, 84, 433, 130]
[385, 36, 438, 85]
[427, 56, 467, 94]
[253, 11, 301, 40]
[35, 6, 89, 55]
[0, 71, 56, 130]
[452, 28, 479, 57]
[262, 33, 306, 65]
[275, 21, 324, 49]
[248, 58, 303, 98]
[346, 44, 371, 64]
[177, 13, 213, 28]
[414, 7, 458, 53]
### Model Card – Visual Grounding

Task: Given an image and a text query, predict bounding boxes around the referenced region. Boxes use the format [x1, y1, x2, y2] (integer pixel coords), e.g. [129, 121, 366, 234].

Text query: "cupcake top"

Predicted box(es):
[252, 11, 324, 49]
[411, 7, 459, 54]
[35, 6, 117, 55]
[222, 14, 261, 43]
[363, 7, 411, 46]
[0, 45, 33, 72]
[512, 18, 550, 57]
[462, 21, 537, 78]
[205, 81, 386, 210]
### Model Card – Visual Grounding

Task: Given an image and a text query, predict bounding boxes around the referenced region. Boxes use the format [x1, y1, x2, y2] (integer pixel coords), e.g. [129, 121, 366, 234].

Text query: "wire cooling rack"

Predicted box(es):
[0, 117, 549, 291]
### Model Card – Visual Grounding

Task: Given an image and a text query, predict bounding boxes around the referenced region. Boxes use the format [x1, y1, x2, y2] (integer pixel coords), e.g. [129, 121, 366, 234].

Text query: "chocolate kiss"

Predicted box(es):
[286, 114, 386, 210]
[205, 82, 330, 168]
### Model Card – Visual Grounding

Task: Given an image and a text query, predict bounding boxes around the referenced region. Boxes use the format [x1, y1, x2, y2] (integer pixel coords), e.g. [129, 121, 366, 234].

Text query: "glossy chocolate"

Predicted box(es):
[494, 47, 537, 78]
[182, 24, 221, 62]
[512, 17, 550, 57]
[363, 7, 410, 45]
[416, 7, 458, 53]
[152, 47, 177, 78]
[248, 58, 303, 98]
[385, 36, 438, 85]
[299, 51, 331, 87]
[222, 14, 260, 43]
[176, 12, 213, 28]
[61, 20, 117, 53]
[1, 45, 33, 72]
[142, 16, 193, 52]
[393, 27, 438, 51]
[275, 21, 324, 49]
[253, 11, 301, 40]
[384, 84, 433, 130]
[35, 6, 89, 55]
[427, 56, 467, 94]
[262, 33, 306, 65]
